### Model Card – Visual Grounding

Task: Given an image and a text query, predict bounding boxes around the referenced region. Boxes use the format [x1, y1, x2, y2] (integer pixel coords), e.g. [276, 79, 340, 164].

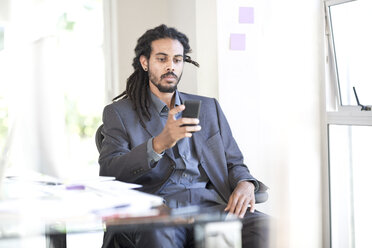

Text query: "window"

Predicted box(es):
[0, 25, 9, 157]
[325, 0, 372, 247]
[0, 0, 104, 179]
[327, 0, 372, 107]
[328, 125, 372, 247]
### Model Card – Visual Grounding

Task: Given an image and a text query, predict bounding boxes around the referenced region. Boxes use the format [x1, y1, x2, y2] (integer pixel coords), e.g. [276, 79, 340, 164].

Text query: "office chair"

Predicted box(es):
[95, 124, 104, 152]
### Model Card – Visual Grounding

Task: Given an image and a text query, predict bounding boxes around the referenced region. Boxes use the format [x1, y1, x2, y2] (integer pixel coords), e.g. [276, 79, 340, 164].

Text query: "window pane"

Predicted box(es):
[0, 25, 9, 156]
[329, 0, 372, 106]
[0, 0, 104, 179]
[0, 26, 4, 51]
[329, 124, 372, 247]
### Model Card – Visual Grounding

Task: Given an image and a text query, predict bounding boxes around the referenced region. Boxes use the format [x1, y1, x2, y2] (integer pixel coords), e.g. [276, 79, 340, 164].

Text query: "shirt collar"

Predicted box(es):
[149, 89, 181, 115]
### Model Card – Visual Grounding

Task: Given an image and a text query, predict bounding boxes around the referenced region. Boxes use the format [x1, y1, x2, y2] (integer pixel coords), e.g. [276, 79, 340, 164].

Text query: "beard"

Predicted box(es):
[148, 70, 183, 93]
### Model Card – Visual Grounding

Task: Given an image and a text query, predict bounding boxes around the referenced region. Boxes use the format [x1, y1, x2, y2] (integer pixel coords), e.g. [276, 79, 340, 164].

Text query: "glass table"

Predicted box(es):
[0, 177, 241, 248]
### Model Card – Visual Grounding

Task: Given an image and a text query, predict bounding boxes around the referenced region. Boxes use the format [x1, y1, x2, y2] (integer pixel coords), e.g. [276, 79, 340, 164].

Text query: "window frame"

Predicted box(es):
[325, 0, 371, 115]
[325, 0, 372, 123]
[324, 0, 372, 247]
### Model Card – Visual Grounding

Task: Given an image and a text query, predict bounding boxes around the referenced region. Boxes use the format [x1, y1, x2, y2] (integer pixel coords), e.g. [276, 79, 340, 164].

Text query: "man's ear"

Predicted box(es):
[139, 55, 148, 71]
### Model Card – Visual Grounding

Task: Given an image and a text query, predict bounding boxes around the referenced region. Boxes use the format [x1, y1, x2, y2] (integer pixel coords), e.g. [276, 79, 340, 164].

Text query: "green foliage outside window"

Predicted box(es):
[57, 13, 76, 32]
[64, 95, 100, 139]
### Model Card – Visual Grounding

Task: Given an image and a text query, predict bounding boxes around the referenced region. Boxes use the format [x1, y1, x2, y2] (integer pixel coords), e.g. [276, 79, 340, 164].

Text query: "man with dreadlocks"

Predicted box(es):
[99, 24, 269, 248]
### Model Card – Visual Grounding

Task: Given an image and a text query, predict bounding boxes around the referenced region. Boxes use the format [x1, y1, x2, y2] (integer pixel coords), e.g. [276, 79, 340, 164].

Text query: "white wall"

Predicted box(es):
[194, 0, 218, 98]
[216, 0, 325, 247]
[0, 0, 10, 22]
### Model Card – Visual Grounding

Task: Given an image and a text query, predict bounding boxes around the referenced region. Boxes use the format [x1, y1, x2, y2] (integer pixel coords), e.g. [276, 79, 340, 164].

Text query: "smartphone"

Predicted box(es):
[182, 100, 201, 126]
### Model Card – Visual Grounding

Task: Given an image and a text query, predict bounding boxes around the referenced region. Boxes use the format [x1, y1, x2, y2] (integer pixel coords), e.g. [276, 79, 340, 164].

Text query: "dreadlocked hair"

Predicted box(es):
[112, 24, 199, 128]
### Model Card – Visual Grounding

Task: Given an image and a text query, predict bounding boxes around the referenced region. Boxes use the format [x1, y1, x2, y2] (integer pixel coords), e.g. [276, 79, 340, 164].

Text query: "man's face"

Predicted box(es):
[146, 38, 184, 93]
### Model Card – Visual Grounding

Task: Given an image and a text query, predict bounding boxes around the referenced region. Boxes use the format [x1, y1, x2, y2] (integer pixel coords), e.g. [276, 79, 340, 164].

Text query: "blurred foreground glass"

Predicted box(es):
[329, 125, 372, 247]
[328, 0, 372, 106]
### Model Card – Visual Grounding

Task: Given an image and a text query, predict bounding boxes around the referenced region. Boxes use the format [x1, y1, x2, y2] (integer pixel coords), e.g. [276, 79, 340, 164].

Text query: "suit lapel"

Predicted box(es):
[191, 131, 204, 162]
[143, 105, 163, 138]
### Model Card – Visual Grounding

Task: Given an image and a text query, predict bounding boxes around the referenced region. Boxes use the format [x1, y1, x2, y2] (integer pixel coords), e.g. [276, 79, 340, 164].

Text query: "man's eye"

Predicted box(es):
[157, 58, 166, 62]
[174, 59, 183, 63]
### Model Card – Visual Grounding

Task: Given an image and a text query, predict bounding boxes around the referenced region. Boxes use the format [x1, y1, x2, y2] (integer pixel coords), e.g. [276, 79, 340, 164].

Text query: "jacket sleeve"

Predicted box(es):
[98, 104, 152, 183]
[214, 99, 260, 191]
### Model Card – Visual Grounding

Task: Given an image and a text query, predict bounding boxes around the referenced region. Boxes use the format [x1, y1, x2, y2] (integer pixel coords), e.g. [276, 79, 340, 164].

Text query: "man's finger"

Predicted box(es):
[224, 201, 231, 212]
[249, 198, 256, 213]
[168, 105, 185, 118]
[224, 197, 234, 212]
[233, 198, 245, 216]
[239, 199, 250, 218]
[185, 125, 201, 133]
[179, 117, 199, 125]
[227, 198, 238, 214]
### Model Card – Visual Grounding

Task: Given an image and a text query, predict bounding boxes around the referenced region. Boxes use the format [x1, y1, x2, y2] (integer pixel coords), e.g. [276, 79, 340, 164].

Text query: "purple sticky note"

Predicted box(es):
[239, 7, 254, 24]
[230, 33, 246, 51]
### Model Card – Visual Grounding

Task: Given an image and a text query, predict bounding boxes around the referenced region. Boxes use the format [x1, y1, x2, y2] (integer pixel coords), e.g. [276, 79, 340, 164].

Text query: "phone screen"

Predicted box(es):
[181, 100, 201, 127]
[182, 100, 201, 118]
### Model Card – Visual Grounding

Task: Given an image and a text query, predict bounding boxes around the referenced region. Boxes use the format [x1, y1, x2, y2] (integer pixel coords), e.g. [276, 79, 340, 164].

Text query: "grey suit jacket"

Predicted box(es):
[99, 92, 258, 203]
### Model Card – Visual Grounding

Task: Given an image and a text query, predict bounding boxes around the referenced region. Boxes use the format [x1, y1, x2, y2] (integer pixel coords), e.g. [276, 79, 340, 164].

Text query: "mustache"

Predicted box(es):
[161, 72, 178, 79]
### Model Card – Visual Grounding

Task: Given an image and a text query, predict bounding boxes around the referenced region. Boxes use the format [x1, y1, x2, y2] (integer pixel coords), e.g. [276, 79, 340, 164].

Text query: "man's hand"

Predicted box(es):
[224, 181, 256, 218]
[153, 105, 201, 154]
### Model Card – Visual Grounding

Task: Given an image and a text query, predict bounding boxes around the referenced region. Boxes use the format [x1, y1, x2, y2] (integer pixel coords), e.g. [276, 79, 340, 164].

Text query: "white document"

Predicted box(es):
[0, 179, 163, 221]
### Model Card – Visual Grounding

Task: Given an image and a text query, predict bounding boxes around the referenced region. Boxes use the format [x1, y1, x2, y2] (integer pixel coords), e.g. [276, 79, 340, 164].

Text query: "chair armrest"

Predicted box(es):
[255, 191, 268, 204]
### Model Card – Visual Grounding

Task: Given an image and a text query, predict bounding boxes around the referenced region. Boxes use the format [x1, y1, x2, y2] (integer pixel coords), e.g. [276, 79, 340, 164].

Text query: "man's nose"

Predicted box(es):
[166, 61, 175, 72]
